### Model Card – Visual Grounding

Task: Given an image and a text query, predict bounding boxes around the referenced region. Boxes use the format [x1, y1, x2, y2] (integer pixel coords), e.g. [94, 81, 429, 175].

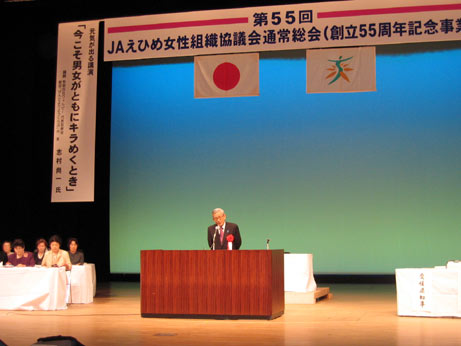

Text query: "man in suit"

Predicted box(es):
[207, 208, 242, 250]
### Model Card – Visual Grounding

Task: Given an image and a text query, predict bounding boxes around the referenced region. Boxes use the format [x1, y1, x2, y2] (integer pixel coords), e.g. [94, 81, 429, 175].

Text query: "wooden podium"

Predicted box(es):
[140, 250, 284, 319]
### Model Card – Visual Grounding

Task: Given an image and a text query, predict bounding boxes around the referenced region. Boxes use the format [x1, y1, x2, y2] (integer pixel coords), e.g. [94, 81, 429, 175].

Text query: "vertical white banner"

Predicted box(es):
[51, 21, 99, 202]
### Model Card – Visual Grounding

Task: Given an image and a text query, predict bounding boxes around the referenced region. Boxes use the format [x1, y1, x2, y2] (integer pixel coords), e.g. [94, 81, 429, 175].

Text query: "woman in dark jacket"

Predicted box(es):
[0, 249, 8, 265]
[33, 238, 49, 265]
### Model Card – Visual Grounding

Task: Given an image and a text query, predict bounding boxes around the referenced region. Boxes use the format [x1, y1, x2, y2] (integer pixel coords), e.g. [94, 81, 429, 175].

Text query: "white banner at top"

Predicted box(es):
[104, 0, 461, 61]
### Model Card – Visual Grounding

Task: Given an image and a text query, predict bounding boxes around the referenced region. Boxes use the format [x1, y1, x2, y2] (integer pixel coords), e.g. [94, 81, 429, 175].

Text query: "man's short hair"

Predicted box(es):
[212, 208, 225, 215]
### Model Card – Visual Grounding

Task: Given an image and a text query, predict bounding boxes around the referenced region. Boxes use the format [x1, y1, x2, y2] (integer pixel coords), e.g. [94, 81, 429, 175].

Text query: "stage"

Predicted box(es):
[1, 283, 459, 346]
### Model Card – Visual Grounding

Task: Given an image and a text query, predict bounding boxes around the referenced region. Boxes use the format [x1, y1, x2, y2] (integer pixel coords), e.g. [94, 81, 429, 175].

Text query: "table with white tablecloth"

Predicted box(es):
[284, 253, 317, 292]
[66, 263, 96, 304]
[0, 263, 96, 310]
[0, 267, 67, 310]
[395, 264, 461, 318]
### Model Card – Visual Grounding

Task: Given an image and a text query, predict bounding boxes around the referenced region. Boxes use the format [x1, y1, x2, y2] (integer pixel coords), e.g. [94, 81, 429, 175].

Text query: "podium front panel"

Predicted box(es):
[140, 250, 284, 319]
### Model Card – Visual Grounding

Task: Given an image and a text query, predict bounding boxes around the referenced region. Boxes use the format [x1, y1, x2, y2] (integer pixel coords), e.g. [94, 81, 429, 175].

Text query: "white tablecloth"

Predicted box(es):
[284, 253, 317, 292]
[66, 263, 96, 304]
[0, 267, 67, 310]
[447, 261, 461, 270]
[395, 266, 461, 317]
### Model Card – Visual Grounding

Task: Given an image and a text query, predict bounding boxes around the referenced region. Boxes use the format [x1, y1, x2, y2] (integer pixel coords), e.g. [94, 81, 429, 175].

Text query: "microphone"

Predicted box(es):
[212, 226, 219, 250]
[266, 239, 270, 250]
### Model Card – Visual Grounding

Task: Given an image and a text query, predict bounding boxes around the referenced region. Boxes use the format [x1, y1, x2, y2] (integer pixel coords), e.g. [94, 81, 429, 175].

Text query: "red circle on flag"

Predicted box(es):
[213, 62, 240, 91]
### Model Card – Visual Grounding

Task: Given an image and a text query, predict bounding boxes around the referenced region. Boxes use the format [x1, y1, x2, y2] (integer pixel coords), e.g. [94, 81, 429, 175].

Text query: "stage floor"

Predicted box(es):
[0, 283, 459, 346]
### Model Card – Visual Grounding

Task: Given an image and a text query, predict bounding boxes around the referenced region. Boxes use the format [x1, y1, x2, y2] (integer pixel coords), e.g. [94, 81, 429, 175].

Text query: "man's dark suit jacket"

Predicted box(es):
[207, 222, 242, 250]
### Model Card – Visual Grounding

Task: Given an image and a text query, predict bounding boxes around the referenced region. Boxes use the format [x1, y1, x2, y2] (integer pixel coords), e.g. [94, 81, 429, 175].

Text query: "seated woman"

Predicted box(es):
[7, 239, 35, 267]
[41, 235, 72, 270]
[33, 238, 49, 265]
[2, 240, 13, 256]
[67, 237, 84, 265]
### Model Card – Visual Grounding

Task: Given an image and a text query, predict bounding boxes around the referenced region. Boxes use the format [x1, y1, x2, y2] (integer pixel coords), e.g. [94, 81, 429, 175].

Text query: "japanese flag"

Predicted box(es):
[194, 53, 259, 98]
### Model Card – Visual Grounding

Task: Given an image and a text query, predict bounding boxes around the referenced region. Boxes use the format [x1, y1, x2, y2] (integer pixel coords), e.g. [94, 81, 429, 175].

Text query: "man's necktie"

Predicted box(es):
[220, 227, 224, 244]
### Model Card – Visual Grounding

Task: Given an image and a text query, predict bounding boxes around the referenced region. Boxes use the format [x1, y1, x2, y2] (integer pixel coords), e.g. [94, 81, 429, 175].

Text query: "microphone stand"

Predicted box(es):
[212, 226, 218, 250]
